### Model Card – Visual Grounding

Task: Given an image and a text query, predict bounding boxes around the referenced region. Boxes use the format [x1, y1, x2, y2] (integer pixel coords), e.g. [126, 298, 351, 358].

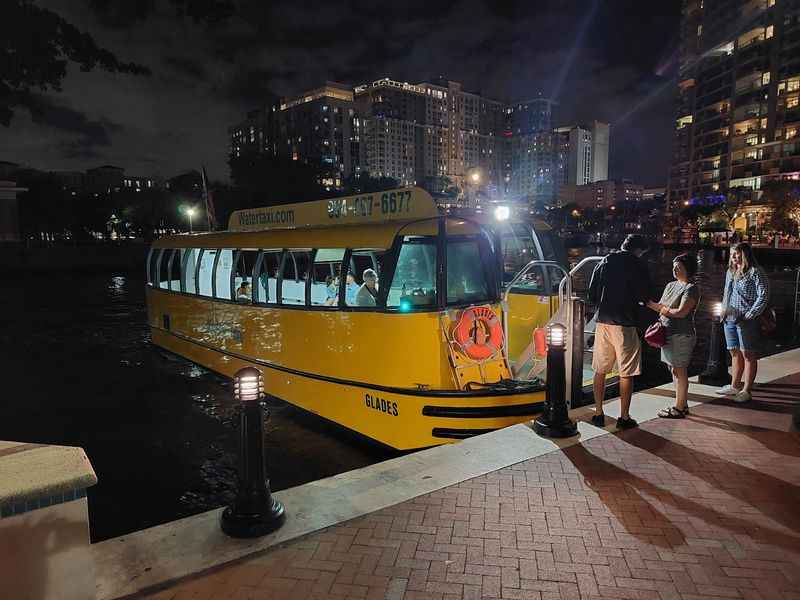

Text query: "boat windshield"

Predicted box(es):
[498, 223, 567, 295]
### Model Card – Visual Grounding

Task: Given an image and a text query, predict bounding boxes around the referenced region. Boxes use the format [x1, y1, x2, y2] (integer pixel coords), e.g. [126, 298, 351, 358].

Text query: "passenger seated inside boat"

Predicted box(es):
[324, 275, 339, 306]
[236, 281, 252, 302]
[356, 269, 379, 306]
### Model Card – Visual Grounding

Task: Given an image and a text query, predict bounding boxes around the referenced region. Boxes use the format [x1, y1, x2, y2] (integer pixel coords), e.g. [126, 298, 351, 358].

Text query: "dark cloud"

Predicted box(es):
[1, 0, 682, 185]
[27, 93, 122, 152]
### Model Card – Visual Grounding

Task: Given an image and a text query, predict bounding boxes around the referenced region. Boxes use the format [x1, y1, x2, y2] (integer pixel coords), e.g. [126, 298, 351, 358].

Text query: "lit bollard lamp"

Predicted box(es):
[698, 302, 731, 386]
[534, 324, 578, 438]
[220, 367, 286, 538]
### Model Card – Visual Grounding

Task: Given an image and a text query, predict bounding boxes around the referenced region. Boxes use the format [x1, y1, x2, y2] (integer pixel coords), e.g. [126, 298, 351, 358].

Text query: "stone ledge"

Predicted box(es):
[0, 442, 98, 511]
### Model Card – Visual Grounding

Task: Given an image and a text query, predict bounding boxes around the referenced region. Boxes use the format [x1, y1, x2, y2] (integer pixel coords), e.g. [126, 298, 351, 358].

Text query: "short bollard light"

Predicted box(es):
[220, 367, 286, 538]
[534, 323, 578, 438]
[698, 302, 731, 386]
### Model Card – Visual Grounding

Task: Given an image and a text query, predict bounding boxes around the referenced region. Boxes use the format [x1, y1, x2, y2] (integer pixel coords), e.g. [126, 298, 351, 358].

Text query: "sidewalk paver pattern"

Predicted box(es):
[141, 377, 800, 600]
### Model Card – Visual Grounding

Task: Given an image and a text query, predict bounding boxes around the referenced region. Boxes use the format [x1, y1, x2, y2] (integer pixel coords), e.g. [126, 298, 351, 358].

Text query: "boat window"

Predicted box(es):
[168, 249, 184, 292]
[233, 250, 258, 303]
[213, 249, 235, 300]
[344, 250, 385, 308]
[515, 265, 548, 294]
[311, 248, 346, 307]
[147, 248, 161, 286]
[386, 237, 437, 310]
[196, 249, 216, 298]
[254, 250, 282, 304]
[157, 249, 172, 289]
[499, 223, 540, 285]
[182, 249, 201, 294]
[536, 229, 565, 264]
[535, 229, 567, 295]
[446, 238, 491, 305]
[280, 250, 310, 305]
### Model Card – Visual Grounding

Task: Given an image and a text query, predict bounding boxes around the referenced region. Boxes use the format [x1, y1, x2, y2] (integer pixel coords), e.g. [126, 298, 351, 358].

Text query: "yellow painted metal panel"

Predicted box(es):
[228, 186, 439, 231]
[150, 327, 544, 450]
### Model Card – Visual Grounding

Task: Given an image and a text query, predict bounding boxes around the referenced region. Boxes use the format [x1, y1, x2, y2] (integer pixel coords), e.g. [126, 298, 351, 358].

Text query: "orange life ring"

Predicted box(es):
[453, 306, 505, 361]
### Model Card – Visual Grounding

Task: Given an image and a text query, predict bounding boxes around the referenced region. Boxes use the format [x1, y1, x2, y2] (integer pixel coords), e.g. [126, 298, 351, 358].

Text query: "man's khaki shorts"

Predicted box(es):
[592, 323, 642, 377]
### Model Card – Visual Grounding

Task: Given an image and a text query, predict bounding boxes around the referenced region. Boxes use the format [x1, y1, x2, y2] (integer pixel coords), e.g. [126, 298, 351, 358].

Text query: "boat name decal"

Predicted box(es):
[365, 393, 398, 416]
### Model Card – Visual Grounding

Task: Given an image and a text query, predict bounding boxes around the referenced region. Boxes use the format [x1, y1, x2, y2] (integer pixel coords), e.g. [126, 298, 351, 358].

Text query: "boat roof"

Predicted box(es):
[227, 186, 439, 232]
[153, 218, 488, 250]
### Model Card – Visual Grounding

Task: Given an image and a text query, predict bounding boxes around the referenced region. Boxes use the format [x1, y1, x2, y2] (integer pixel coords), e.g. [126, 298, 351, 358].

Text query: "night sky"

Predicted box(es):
[2, 0, 682, 186]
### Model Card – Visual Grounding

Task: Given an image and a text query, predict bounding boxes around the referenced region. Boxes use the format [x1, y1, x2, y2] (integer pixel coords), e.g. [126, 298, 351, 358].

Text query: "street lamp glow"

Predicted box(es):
[470, 171, 481, 184]
[233, 367, 264, 402]
[185, 206, 197, 233]
[494, 206, 510, 221]
[546, 323, 566, 349]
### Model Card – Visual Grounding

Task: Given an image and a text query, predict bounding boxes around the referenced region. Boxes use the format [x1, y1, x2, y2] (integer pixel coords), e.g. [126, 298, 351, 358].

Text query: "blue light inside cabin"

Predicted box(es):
[399, 299, 412, 313]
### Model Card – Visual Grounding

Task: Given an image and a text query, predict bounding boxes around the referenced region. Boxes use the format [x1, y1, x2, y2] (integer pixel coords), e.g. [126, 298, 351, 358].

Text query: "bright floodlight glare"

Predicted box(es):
[234, 367, 263, 402]
[546, 323, 566, 349]
[186, 207, 197, 217]
[494, 206, 510, 221]
[713, 302, 723, 318]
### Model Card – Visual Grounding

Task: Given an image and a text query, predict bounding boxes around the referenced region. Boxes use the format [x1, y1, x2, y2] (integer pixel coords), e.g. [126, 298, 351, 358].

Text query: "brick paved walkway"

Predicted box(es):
[139, 377, 800, 600]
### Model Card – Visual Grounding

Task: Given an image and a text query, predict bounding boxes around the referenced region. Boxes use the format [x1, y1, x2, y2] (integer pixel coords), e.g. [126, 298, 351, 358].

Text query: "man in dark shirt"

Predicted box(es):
[587, 234, 652, 429]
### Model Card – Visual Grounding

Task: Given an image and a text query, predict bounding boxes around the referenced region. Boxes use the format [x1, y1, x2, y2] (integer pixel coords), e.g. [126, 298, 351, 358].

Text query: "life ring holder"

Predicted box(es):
[452, 306, 505, 361]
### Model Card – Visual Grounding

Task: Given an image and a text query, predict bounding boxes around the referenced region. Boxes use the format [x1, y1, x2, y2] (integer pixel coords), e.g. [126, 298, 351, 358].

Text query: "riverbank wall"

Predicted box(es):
[0, 243, 147, 273]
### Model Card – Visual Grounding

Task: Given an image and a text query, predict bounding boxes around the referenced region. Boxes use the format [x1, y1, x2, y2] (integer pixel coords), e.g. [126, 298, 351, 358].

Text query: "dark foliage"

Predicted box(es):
[1, 0, 150, 126]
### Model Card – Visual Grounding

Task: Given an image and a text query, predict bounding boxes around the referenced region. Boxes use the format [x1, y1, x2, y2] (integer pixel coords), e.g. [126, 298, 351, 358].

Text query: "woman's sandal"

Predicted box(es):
[658, 406, 689, 419]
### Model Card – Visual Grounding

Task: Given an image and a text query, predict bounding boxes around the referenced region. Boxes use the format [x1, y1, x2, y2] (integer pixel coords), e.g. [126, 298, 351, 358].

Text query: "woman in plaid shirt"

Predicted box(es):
[716, 242, 769, 403]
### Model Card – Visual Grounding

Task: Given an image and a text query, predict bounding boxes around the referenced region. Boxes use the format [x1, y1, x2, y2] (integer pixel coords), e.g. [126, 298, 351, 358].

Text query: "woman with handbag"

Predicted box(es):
[646, 253, 700, 418]
[715, 242, 770, 403]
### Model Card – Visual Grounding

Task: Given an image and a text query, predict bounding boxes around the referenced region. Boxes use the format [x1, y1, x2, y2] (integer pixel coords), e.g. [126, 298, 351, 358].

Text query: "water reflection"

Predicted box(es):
[0, 272, 396, 542]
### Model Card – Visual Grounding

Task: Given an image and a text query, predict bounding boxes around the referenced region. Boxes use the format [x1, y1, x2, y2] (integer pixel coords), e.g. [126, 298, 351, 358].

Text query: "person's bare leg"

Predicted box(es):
[673, 366, 689, 410]
[594, 372, 606, 415]
[619, 376, 633, 419]
[743, 352, 758, 393]
[730, 349, 744, 389]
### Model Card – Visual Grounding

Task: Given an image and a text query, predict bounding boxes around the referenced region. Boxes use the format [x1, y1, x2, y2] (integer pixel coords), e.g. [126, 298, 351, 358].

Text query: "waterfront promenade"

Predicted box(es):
[93, 348, 800, 600]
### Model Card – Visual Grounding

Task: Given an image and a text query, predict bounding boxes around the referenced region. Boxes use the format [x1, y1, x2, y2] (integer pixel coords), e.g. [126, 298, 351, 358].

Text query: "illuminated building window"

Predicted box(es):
[766, 25, 774, 39]
[762, 72, 771, 86]
[787, 96, 799, 108]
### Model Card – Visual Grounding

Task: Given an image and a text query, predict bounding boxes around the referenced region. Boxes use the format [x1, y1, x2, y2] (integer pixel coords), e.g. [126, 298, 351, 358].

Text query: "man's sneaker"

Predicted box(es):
[733, 390, 751, 403]
[590, 414, 605, 427]
[714, 384, 740, 396]
[617, 416, 639, 430]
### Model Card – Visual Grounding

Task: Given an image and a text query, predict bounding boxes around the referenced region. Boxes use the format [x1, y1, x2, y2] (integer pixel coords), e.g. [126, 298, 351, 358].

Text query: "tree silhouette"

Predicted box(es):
[1, 0, 150, 126]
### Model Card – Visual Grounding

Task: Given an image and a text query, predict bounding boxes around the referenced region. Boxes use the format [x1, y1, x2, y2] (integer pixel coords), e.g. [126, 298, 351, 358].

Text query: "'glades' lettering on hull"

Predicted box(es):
[365, 393, 399, 416]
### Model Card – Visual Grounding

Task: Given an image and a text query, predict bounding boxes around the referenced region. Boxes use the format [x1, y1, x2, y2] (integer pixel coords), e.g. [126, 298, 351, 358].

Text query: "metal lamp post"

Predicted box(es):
[698, 302, 731, 386]
[220, 367, 285, 538]
[534, 324, 578, 438]
[185, 207, 196, 233]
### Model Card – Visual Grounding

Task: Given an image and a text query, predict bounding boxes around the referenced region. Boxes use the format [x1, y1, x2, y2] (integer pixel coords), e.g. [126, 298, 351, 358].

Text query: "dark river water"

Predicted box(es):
[1, 247, 797, 542]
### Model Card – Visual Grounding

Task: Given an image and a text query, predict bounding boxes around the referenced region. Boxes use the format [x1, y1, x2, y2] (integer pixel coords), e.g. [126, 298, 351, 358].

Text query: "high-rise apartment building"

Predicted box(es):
[554, 121, 610, 190]
[229, 82, 357, 188]
[504, 98, 556, 205]
[354, 78, 506, 194]
[667, 0, 800, 213]
[230, 80, 586, 207]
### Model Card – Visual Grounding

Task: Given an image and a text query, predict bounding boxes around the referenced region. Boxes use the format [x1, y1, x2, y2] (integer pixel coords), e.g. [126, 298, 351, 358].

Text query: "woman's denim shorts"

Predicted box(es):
[723, 318, 760, 352]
